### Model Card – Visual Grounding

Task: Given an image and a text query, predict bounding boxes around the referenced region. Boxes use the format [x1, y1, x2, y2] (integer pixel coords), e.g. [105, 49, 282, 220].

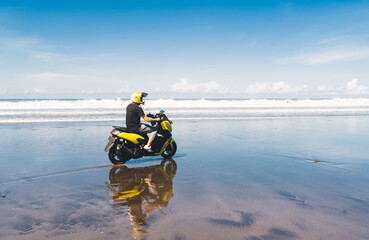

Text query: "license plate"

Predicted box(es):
[104, 136, 116, 152]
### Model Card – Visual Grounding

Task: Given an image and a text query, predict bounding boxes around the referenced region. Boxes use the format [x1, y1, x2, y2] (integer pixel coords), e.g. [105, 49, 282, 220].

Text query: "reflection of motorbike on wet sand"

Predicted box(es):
[105, 158, 177, 239]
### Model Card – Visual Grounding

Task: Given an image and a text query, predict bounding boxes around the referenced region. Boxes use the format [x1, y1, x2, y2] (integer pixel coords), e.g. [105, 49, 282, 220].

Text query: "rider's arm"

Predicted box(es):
[142, 114, 160, 122]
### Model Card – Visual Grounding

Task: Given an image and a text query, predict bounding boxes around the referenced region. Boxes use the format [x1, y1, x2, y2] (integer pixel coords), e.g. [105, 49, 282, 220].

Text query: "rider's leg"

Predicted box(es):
[146, 130, 157, 147]
[138, 124, 157, 150]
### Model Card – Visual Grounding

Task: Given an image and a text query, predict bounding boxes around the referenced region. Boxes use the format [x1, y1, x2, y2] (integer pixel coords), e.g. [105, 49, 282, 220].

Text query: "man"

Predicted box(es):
[126, 92, 160, 152]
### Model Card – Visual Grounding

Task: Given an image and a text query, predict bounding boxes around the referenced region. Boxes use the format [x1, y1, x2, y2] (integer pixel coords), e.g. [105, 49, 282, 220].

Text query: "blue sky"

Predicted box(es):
[1, 0, 369, 98]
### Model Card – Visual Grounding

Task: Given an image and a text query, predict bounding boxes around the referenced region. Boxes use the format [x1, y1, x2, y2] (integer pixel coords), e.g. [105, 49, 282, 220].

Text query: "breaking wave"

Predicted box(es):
[1, 98, 369, 123]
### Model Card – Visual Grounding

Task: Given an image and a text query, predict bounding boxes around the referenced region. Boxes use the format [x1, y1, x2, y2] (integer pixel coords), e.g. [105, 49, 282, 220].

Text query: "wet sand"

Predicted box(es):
[1, 118, 369, 239]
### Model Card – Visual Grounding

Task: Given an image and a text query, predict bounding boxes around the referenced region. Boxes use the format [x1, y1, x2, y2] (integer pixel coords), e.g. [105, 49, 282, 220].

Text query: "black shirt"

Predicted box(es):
[126, 102, 145, 131]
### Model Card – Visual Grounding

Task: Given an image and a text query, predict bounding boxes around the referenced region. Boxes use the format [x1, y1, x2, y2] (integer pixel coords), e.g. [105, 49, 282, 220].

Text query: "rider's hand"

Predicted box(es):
[156, 117, 160, 121]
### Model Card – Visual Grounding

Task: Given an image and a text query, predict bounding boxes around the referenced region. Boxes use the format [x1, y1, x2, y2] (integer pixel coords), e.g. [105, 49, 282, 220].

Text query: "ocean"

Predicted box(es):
[1, 98, 369, 123]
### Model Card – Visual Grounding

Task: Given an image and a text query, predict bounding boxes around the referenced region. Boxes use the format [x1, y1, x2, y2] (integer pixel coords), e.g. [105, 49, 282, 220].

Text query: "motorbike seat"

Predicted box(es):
[113, 126, 131, 132]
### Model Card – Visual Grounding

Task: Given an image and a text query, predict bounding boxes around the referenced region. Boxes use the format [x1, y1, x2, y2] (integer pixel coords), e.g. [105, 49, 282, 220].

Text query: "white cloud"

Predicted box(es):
[171, 78, 235, 93]
[345, 79, 368, 95]
[318, 85, 326, 92]
[245, 81, 308, 94]
[302, 49, 368, 65]
[279, 45, 369, 65]
[317, 79, 368, 95]
[0, 36, 39, 50]
[117, 86, 130, 93]
[30, 51, 64, 62]
[31, 87, 47, 93]
[316, 37, 342, 45]
[171, 78, 197, 92]
[18, 72, 68, 81]
[318, 84, 337, 93]
[0, 31, 104, 63]
[80, 89, 101, 94]
[30, 51, 112, 63]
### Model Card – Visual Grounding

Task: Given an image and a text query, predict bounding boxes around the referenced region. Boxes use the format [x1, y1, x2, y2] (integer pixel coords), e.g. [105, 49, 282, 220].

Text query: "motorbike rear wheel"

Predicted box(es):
[161, 141, 177, 159]
[108, 145, 130, 165]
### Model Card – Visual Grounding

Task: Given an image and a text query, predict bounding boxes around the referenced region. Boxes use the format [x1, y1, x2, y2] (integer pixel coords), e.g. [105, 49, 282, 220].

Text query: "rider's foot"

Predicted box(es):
[144, 145, 153, 152]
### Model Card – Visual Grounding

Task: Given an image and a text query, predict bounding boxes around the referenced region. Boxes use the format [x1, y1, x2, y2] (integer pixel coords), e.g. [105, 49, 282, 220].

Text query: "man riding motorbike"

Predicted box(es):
[126, 92, 160, 152]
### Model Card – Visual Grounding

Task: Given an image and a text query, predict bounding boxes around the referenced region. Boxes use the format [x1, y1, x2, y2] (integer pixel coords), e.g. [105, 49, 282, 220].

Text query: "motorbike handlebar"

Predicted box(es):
[148, 112, 168, 122]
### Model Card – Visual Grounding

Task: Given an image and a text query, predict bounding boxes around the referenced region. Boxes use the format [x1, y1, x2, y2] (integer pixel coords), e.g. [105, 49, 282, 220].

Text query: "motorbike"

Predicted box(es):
[104, 110, 177, 164]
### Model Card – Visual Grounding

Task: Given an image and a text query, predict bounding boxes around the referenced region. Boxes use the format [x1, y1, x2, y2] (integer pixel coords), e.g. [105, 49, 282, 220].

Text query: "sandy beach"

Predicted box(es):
[1, 117, 369, 239]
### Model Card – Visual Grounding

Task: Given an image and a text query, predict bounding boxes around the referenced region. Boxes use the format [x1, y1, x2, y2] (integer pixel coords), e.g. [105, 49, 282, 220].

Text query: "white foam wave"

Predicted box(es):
[1, 98, 369, 123]
[1, 107, 369, 116]
[1, 98, 369, 110]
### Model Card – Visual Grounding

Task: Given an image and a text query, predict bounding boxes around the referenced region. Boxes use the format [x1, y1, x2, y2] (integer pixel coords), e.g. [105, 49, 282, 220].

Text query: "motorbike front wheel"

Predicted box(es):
[160, 158, 177, 179]
[161, 141, 177, 159]
[108, 145, 130, 165]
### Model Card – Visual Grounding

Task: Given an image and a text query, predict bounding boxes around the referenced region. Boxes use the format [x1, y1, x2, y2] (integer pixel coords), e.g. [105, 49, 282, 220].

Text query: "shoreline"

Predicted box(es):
[1, 114, 369, 124]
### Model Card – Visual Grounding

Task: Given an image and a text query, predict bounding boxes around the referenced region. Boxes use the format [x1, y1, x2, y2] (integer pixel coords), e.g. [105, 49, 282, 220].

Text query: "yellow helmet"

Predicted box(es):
[131, 92, 148, 104]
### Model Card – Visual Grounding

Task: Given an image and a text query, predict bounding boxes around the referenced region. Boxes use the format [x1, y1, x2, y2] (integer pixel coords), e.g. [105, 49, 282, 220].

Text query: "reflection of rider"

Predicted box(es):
[126, 92, 160, 152]
[106, 159, 177, 238]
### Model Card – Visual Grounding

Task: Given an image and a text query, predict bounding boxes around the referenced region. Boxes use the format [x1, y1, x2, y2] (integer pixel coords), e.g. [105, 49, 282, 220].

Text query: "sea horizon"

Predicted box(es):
[1, 97, 369, 101]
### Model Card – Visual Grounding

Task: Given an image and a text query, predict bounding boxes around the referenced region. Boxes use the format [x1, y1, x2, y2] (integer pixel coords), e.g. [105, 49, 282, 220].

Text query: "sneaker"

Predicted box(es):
[144, 145, 153, 152]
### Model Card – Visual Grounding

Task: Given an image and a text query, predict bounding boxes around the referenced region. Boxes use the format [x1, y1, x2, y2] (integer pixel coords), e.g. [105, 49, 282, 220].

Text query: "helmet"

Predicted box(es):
[131, 92, 148, 104]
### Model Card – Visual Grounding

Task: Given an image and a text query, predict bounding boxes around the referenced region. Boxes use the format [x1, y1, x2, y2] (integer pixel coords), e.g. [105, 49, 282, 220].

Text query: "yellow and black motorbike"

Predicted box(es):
[104, 110, 177, 164]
